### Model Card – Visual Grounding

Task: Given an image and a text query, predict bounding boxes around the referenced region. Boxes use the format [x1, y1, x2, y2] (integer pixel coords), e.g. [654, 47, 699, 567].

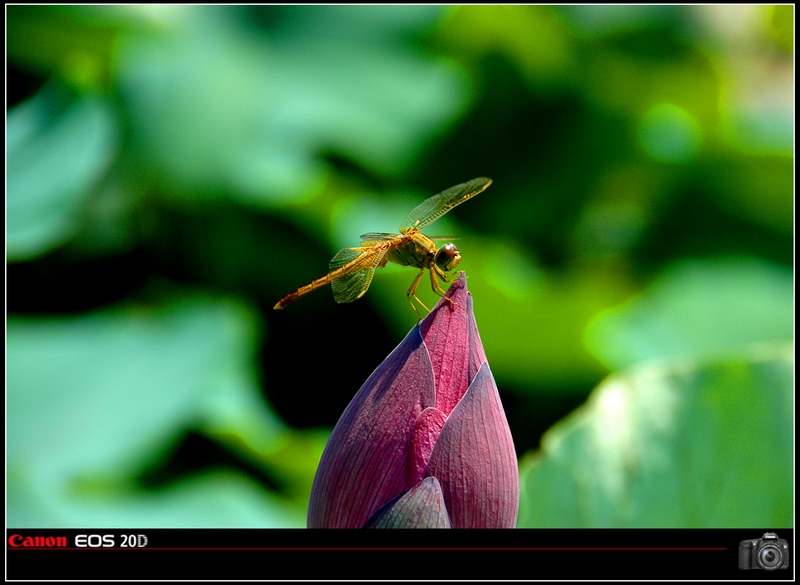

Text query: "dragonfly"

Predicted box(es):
[273, 177, 492, 317]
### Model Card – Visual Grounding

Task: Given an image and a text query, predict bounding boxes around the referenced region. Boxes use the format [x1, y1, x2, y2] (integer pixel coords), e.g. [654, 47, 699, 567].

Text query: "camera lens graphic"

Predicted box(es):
[757, 544, 783, 570]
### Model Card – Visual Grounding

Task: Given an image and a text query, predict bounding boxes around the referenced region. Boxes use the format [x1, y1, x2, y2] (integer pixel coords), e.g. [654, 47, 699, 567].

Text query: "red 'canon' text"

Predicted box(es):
[8, 534, 68, 548]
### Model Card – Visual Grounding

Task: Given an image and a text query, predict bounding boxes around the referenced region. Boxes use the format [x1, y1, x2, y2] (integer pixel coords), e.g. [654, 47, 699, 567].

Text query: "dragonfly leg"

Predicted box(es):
[407, 268, 430, 318]
[430, 268, 456, 307]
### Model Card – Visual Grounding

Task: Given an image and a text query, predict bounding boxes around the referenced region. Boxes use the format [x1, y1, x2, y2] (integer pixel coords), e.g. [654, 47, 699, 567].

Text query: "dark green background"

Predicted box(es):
[7, 6, 793, 527]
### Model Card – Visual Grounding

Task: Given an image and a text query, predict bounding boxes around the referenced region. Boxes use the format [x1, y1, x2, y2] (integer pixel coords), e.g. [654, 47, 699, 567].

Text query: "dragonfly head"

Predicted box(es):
[434, 243, 461, 273]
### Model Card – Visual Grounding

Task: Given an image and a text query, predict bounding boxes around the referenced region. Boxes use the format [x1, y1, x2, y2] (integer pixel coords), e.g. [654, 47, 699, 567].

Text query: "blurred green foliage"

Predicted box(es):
[6, 5, 793, 527]
[519, 343, 793, 527]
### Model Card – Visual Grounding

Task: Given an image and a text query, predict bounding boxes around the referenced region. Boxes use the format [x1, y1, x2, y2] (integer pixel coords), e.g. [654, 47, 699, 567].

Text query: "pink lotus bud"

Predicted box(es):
[308, 273, 519, 528]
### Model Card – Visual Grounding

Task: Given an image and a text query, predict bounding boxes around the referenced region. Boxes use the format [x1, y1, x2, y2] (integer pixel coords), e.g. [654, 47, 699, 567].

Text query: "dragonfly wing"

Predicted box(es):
[329, 247, 387, 304]
[360, 232, 399, 244]
[399, 177, 492, 233]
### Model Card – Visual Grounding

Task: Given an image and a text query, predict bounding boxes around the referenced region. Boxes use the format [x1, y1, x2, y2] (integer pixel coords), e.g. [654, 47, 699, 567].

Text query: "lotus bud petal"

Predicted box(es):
[308, 273, 519, 528]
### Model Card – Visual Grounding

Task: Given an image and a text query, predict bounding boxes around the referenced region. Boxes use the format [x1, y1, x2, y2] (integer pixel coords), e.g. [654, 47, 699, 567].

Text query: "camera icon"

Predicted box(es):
[739, 532, 790, 570]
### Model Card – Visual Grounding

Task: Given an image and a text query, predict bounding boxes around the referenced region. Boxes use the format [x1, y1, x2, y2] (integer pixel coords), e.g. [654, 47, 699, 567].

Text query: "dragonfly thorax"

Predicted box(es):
[434, 243, 461, 273]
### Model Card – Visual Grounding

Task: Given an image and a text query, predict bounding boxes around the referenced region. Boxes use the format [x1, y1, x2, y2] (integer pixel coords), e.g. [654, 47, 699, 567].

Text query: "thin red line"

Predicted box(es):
[10, 546, 729, 551]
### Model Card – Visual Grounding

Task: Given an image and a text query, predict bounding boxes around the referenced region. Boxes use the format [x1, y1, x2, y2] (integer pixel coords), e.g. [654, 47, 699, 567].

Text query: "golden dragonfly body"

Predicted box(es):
[274, 177, 492, 316]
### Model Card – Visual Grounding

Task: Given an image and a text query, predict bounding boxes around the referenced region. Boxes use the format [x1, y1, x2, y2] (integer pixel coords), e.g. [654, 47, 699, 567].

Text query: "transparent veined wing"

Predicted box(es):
[399, 177, 492, 233]
[329, 246, 388, 304]
[360, 232, 399, 244]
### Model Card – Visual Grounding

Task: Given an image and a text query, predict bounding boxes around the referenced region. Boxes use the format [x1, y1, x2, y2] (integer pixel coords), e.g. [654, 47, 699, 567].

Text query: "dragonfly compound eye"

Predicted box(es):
[435, 243, 461, 272]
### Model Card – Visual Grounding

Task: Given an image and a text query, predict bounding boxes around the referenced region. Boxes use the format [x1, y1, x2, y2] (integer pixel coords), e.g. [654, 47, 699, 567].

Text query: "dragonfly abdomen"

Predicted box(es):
[273, 246, 388, 309]
[273, 274, 337, 309]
